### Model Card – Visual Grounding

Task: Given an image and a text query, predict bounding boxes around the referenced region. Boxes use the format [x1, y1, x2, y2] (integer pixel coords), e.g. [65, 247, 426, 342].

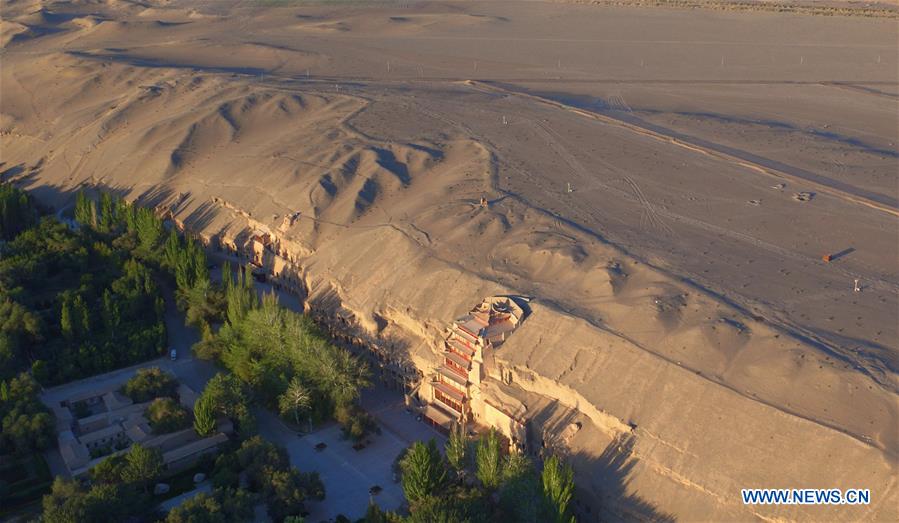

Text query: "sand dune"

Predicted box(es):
[1, 0, 897, 520]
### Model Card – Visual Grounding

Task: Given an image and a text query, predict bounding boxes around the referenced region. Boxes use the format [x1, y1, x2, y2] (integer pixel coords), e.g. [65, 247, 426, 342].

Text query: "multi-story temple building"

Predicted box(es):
[417, 296, 530, 448]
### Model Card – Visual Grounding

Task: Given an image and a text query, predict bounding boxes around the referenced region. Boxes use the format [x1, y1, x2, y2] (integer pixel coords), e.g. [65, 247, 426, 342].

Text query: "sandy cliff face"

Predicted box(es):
[2, 1, 896, 520]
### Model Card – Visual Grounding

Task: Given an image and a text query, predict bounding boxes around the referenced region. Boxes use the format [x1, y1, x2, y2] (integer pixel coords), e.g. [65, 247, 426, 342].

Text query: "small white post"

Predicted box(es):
[853, 279, 861, 292]
[567, 182, 572, 193]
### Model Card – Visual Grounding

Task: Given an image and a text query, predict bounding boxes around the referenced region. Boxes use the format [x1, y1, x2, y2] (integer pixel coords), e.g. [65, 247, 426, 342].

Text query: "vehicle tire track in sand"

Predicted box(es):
[465, 80, 899, 218]
[410, 89, 896, 293]
[498, 115, 870, 286]
[622, 175, 674, 235]
[257, 80, 899, 437]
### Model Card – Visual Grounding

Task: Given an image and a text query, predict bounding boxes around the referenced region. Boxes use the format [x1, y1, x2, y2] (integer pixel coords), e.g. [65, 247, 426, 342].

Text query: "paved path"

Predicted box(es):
[360, 387, 447, 449]
[256, 384, 448, 521]
[257, 411, 407, 521]
[210, 255, 446, 520]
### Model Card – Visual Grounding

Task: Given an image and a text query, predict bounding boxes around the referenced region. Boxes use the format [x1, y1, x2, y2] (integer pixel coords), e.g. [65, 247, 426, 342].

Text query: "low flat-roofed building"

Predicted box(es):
[50, 404, 74, 432]
[124, 419, 153, 443]
[102, 391, 133, 412]
[63, 381, 123, 408]
[162, 433, 229, 472]
[79, 424, 126, 450]
[421, 404, 458, 434]
[142, 427, 198, 453]
[58, 430, 90, 471]
[77, 412, 111, 434]
[45, 370, 228, 478]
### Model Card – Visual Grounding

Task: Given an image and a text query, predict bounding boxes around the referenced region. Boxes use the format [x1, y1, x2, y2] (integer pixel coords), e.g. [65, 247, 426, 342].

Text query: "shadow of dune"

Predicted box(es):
[373, 147, 411, 185]
[640, 109, 899, 159]
[829, 82, 899, 99]
[66, 50, 269, 77]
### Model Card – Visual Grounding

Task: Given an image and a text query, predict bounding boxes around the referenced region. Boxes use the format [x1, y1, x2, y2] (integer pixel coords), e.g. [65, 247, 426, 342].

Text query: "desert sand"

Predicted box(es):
[1, 0, 897, 520]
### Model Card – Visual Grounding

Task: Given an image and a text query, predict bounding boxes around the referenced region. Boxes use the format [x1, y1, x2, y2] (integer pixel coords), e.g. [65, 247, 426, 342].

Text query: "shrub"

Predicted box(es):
[334, 404, 380, 443]
[122, 367, 178, 403]
[193, 394, 217, 437]
[211, 437, 325, 519]
[0, 373, 55, 455]
[71, 401, 91, 419]
[145, 397, 190, 434]
[90, 443, 113, 460]
[166, 487, 254, 523]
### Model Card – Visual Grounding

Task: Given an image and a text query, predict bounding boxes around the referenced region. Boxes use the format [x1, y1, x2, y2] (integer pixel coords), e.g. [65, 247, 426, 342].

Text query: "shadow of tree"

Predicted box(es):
[306, 283, 344, 318]
[568, 435, 676, 522]
[304, 285, 422, 393]
[0, 162, 27, 180]
[6, 179, 669, 521]
[522, 399, 674, 522]
[182, 199, 225, 236]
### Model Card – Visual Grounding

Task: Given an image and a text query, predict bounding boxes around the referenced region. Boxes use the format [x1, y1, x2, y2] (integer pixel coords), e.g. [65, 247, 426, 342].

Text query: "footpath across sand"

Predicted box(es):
[2, 0, 896, 520]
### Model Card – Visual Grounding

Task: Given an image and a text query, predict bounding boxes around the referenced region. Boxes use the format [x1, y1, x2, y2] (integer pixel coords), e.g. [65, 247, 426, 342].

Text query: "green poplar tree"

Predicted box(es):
[446, 424, 468, 473]
[134, 208, 162, 251]
[476, 428, 502, 489]
[60, 296, 75, 340]
[99, 192, 114, 232]
[73, 295, 90, 335]
[542, 455, 575, 523]
[90, 199, 98, 228]
[278, 377, 311, 426]
[221, 261, 232, 290]
[193, 394, 216, 437]
[225, 265, 256, 326]
[164, 229, 181, 269]
[400, 439, 447, 504]
[101, 290, 120, 337]
[74, 190, 92, 226]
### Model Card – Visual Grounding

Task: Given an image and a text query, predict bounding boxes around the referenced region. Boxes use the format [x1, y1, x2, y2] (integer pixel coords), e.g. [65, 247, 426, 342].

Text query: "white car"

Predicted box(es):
[170, 349, 177, 361]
